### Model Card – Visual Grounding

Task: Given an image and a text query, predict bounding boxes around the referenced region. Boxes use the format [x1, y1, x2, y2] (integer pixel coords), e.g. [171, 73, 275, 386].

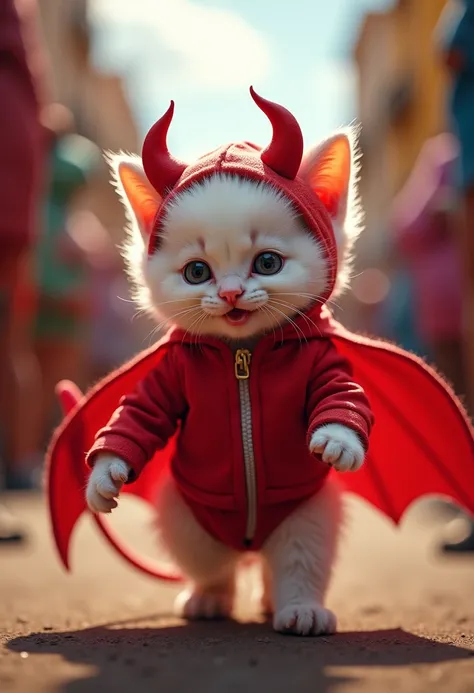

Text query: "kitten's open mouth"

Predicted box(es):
[224, 308, 251, 326]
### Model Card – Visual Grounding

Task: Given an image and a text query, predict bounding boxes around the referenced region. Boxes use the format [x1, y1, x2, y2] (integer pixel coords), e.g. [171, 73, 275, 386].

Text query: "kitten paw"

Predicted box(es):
[309, 423, 365, 473]
[175, 587, 233, 620]
[274, 604, 337, 636]
[86, 456, 130, 513]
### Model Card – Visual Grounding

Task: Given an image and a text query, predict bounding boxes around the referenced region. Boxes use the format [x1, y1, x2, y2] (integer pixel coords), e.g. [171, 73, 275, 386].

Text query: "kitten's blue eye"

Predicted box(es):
[183, 260, 212, 284]
[253, 252, 283, 276]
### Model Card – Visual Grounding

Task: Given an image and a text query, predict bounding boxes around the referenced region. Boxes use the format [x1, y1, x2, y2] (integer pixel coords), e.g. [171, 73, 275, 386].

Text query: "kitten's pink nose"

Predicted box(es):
[218, 277, 243, 305]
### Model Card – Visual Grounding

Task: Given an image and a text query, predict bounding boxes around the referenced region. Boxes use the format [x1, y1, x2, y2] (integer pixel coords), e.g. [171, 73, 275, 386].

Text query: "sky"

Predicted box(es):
[88, 0, 394, 160]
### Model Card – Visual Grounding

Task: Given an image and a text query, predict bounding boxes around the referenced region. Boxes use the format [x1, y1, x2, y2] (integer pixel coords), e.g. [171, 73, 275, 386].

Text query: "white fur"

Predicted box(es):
[105, 152, 157, 313]
[119, 171, 329, 339]
[86, 456, 129, 513]
[87, 426, 361, 635]
[159, 473, 341, 633]
[109, 129, 362, 335]
[309, 423, 365, 473]
[158, 475, 239, 620]
[87, 127, 366, 635]
[299, 125, 364, 297]
[262, 477, 342, 635]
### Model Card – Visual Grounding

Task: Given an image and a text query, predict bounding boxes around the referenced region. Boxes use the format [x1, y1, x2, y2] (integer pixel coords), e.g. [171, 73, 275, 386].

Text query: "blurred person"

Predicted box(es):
[392, 133, 474, 554]
[87, 241, 142, 384]
[21, 106, 103, 474]
[0, 0, 49, 540]
[440, 0, 474, 414]
[376, 267, 428, 357]
[437, 0, 474, 553]
[391, 134, 464, 396]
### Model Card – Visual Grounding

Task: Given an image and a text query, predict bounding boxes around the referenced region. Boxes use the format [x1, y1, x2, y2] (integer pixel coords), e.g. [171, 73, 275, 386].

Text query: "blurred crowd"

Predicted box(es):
[379, 0, 474, 552]
[0, 0, 139, 541]
[0, 0, 473, 552]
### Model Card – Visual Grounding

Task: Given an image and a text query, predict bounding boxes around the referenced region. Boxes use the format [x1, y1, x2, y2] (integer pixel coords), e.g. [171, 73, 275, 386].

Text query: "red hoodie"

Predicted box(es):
[87, 316, 373, 551]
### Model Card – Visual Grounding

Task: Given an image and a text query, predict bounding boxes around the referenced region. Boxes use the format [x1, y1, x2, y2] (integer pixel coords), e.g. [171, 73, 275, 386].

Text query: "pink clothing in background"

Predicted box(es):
[391, 134, 462, 343]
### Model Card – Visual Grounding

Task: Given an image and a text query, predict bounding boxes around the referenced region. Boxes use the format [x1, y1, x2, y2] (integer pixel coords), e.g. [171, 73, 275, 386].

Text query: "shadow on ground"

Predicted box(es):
[8, 616, 473, 693]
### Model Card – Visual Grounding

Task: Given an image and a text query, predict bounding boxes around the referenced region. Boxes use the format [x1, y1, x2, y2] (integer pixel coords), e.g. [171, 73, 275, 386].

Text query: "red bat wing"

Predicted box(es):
[329, 327, 474, 522]
[47, 342, 184, 581]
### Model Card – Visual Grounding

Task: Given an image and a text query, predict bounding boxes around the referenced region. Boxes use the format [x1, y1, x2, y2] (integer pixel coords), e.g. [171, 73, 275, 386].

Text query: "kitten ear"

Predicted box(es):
[298, 130, 354, 225]
[299, 127, 363, 296]
[107, 152, 162, 239]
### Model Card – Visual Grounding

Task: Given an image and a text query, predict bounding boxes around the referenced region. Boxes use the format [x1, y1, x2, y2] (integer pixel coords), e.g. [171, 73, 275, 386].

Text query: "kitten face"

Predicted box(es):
[144, 175, 328, 339]
[115, 128, 360, 339]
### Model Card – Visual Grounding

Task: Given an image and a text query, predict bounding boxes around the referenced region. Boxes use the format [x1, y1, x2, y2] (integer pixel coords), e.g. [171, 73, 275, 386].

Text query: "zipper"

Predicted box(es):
[234, 348, 257, 546]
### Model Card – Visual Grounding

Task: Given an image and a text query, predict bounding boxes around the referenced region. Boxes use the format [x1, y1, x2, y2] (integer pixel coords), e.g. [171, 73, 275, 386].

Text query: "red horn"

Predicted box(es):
[142, 101, 188, 195]
[250, 86, 303, 180]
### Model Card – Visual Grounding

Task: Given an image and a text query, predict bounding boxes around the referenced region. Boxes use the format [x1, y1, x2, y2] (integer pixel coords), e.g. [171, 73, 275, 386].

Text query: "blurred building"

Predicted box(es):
[37, 0, 139, 244]
[345, 0, 448, 331]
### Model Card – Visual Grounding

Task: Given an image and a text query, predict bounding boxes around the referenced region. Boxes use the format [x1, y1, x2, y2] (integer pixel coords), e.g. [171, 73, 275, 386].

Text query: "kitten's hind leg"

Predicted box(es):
[157, 477, 239, 620]
[262, 478, 342, 636]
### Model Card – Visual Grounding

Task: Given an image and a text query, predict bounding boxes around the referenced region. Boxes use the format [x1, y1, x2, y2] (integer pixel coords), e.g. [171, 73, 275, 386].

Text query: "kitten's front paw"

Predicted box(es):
[274, 604, 337, 636]
[86, 455, 130, 513]
[309, 423, 365, 472]
[175, 587, 233, 621]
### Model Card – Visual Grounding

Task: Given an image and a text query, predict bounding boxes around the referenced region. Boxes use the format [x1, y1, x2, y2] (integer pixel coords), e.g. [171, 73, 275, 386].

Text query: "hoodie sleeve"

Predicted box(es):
[86, 348, 187, 481]
[306, 340, 374, 450]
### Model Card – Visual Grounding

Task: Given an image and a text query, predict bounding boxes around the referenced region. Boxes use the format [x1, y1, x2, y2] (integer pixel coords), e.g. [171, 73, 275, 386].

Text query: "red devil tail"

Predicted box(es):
[51, 380, 183, 582]
[56, 380, 83, 415]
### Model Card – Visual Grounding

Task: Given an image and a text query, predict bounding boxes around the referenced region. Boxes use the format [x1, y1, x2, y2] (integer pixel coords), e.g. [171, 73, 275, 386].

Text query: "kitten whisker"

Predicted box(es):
[155, 298, 202, 308]
[265, 303, 307, 345]
[303, 288, 344, 313]
[140, 298, 202, 331]
[269, 305, 306, 346]
[271, 291, 326, 308]
[192, 314, 207, 349]
[182, 309, 207, 347]
[258, 304, 279, 343]
[145, 306, 201, 345]
[192, 313, 209, 352]
[131, 307, 149, 323]
[115, 295, 151, 324]
[303, 281, 344, 312]
[266, 304, 286, 344]
[345, 270, 364, 281]
[269, 299, 322, 338]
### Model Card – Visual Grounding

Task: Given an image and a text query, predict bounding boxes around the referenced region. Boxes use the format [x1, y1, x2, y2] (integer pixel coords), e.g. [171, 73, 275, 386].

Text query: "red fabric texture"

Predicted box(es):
[85, 320, 373, 551]
[147, 142, 338, 301]
[47, 306, 474, 578]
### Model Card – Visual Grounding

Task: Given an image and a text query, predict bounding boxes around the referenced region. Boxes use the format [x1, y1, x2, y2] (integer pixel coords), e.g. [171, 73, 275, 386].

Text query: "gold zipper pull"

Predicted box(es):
[235, 349, 252, 380]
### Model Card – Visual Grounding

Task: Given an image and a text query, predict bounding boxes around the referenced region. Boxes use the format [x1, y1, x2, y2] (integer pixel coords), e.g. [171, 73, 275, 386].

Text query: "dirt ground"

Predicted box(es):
[0, 493, 473, 693]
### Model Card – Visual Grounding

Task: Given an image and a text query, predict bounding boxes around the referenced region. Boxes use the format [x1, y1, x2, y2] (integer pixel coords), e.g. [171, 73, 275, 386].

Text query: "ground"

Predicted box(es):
[0, 493, 473, 693]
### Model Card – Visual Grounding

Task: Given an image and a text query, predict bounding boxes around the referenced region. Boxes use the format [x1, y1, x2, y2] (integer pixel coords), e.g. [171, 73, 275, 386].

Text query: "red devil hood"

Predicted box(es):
[142, 88, 339, 300]
[148, 142, 337, 298]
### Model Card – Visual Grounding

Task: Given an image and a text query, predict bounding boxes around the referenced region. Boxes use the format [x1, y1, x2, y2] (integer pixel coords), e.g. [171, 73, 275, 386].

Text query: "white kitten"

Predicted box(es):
[87, 124, 365, 636]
